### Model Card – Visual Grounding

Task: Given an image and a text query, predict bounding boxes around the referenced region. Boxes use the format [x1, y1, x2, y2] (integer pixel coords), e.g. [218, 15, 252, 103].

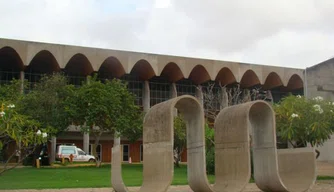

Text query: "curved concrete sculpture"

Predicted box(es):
[213, 104, 251, 192]
[111, 95, 213, 192]
[218, 100, 316, 192]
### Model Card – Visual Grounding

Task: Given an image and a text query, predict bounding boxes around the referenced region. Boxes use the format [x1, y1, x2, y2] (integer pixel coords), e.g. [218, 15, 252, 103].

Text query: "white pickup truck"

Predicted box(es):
[56, 145, 96, 162]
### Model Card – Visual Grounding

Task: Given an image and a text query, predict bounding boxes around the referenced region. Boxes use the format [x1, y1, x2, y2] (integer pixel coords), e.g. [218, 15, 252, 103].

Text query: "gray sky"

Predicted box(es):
[1, 0, 333, 69]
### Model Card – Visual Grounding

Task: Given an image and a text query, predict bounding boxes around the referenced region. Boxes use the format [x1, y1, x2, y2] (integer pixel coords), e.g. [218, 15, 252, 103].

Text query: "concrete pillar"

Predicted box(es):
[170, 83, 178, 116]
[142, 81, 150, 113]
[220, 87, 229, 109]
[195, 85, 203, 106]
[83, 76, 90, 154]
[86, 75, 90, 84]
[19, 71, 24, 94]
[266, 90, 274, 104]
[50, 137, 57, 163]
[170, 83, 177, 98]
[17, 71, 25, 161]
[243, 89, 251, 102]
[83, 132, 90, 154]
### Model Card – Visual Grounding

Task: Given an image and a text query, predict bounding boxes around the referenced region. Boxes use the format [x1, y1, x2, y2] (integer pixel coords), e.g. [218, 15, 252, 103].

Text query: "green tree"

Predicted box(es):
[69, 76, 143, 166]
[0, 79, 27, 103]
[173, 115, 186, 167]
[18, 73, 75, 135]
[173, 114, 215, 172]
[0, 101, 52, 175]
[274, 95, 334, 158]
[204, 123, 215, 174]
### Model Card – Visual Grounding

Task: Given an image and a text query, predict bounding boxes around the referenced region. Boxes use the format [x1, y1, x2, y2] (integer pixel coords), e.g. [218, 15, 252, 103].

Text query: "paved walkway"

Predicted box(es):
[317, 161, 334, 176]
[1, 181, 334, 192]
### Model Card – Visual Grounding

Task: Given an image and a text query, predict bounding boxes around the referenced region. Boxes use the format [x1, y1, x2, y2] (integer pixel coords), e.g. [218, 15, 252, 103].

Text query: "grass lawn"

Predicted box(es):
[0, 164, 214, 189]
[0, 164, 333, 190]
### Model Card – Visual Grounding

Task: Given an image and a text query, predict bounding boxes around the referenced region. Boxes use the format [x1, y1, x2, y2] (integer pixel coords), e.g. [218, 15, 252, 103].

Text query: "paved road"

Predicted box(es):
[1, 181, 334, 192]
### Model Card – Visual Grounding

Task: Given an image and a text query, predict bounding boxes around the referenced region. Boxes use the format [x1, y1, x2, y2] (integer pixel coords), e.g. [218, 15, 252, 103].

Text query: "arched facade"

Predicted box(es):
[0, 38, 307, 164]
[160, 62, 184, 83]
[188, 65, 211, 85]
[263, 72, 284, 90]
[130, 59, 155, 80]
[64, 53, 94, 76]
[98, 56, 125, 79]
[0, 46, 24, 71]
[0, 38, 305, 92]
[240, 70, 261, 88]
[26, 50, 60, 73]
[286, 74, 304, 91]
[215, 67, 237, 86]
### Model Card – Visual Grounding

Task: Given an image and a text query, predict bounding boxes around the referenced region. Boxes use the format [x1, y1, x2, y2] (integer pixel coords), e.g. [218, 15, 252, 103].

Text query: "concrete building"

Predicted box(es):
[306, 58, 334, 162]
[0, 38, 305, 163]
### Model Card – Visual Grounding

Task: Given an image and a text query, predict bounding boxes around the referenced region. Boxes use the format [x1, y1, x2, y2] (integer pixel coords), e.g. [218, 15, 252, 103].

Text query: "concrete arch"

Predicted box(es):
[157, 56, 187, 79]
[248, 101, 316, 191]
[218, 100, 316, 192]
[0, 39, 27, 67]
[130, 59, 156, 80]
[240, 70, 261, 88]
[112, 95, 214, 192]
[25, 44, 63, 69]
[0, 46, 24, 71]
[64, 53, 94, 76]
[127, 54, 158, 75]
[188, 65, 211, 85]
[160, 62, 184, 82]
[26, 50, 60, 73]
[215, 67, 237, 86]
[94, 50, 129, 74]
[98, 56, 125, 79]
[214, 101, 251, 192]
[263, 72, 284, 90]
[282, 68, 304, 86]
[286, 74, 304, 91]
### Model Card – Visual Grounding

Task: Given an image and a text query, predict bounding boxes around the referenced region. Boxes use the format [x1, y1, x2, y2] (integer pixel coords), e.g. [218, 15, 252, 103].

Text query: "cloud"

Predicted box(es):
[0, 0, 334, 68]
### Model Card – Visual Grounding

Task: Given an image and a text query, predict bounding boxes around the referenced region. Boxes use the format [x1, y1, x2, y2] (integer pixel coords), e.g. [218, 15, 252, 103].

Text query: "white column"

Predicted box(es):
[220, 87, 229, 110]
[170, 83, 177, 98]
[142, 81, 150, 113]
[243, 89, 251, 102]
[266, 90, 274, 104]
[50, 137, 57, 163]
[83, 76, 91, 154]
[20, 71, 24, 94]
[83, 133, 90, 154]
[195, 85, 204, 106]
[170, 83, 178, 116]
[17, 71, 25, 161]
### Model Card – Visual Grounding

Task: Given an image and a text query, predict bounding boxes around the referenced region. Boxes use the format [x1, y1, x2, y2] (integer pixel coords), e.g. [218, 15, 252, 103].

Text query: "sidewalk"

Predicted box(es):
[0, 182, 334, 192]
[317, 161, 334, 176]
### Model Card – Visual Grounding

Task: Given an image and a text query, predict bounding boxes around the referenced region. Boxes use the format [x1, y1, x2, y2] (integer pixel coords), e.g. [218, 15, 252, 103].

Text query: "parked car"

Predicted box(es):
[56, 145, 95, 162]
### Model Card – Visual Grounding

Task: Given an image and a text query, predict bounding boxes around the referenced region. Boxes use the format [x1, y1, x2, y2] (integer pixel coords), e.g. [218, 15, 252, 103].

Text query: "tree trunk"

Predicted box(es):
[93, 131, 103, 167]
[315, 149, 320, 159]
[175, 158, 180, 168]
[174, 147, 184, 168]
[0, 145, 37, 175]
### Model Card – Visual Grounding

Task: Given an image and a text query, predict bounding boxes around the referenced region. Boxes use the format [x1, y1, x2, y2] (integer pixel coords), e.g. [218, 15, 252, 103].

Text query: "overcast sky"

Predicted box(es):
[1, 0, 334, 69]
